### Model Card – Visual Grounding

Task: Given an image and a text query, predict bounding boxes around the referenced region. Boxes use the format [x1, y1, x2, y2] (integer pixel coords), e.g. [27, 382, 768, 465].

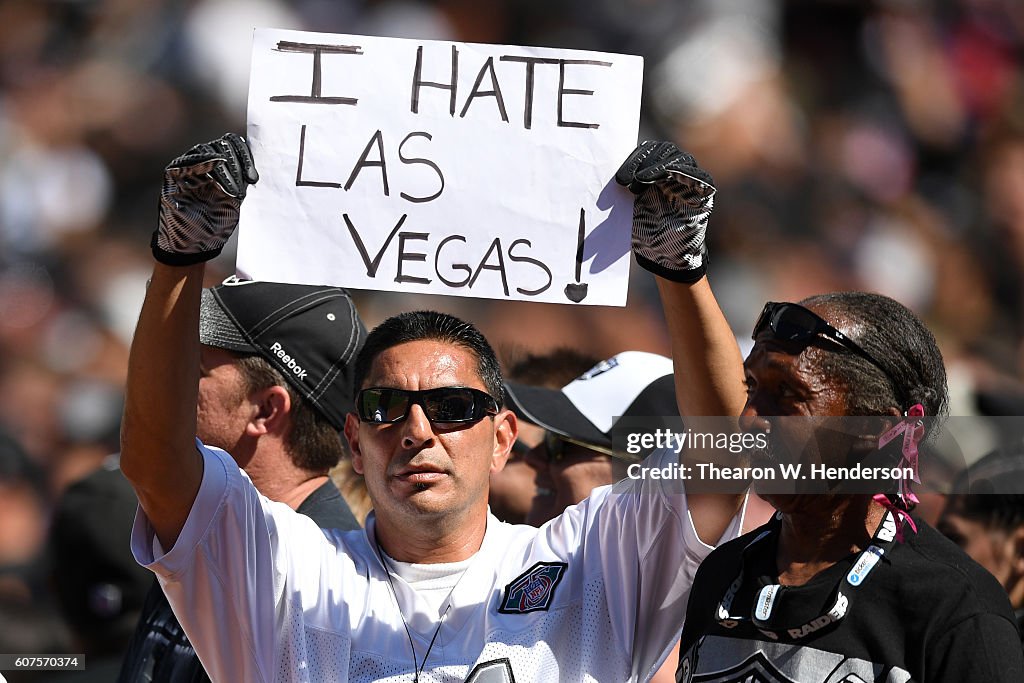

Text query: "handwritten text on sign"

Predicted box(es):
[238, 28, 643, 305]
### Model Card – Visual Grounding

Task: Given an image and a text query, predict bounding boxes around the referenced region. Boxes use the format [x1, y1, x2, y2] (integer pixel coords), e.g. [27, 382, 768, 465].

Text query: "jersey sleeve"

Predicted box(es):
[543, 447, 745, 681]
[130, 441, 343, 683]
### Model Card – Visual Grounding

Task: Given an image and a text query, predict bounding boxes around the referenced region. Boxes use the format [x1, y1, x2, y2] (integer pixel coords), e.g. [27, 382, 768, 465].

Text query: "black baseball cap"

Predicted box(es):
[199, 277, 367, 429]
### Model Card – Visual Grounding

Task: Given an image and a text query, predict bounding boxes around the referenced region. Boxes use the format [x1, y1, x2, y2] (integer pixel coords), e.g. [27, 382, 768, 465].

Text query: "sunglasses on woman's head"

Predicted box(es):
[752, 302, 891, 378]
[357, 386, 499, 425]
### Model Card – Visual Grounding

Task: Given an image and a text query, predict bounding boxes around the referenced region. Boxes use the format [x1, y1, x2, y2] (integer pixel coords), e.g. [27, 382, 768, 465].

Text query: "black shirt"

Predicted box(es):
[117, 479, 360, 683]
[678, 513, 1024, 682]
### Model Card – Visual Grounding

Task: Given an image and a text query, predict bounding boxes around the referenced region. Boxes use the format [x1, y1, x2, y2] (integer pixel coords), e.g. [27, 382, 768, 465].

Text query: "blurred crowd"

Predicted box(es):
[2, 0, 1024, 671]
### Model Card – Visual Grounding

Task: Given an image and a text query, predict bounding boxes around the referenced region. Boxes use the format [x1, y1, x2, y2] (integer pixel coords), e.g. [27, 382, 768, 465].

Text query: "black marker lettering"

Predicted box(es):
[469, 238, 510, 296]
[499, 56, 558, 129]
[295, 125, 341, 188]
[395, 232, 431, 284]
[270, 41, 361, 105]
[435, 235, 471, 287]
[508, 239, 553, 296]
[459, 57, 509, 122]
[557, 59, 610, 129]
[574, 208, 586, 281]
[344, 213, 406, 278]
[562, 208, 589, 302]
[398, 132, 445, 203]
[411, 45, 459, 116]
[344, 130, 389, 196]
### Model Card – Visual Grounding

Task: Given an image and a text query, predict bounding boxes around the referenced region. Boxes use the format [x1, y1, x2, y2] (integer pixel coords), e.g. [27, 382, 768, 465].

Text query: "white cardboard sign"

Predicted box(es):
[238, 28, 643, 306]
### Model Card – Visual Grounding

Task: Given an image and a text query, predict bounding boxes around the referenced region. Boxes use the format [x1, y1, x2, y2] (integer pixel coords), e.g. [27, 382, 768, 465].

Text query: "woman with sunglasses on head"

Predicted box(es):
[616, 142, 1024, 681]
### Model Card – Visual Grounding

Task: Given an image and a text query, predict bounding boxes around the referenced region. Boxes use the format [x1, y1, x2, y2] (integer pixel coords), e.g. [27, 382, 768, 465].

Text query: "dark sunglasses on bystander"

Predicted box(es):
[357, 386, 499, 425]
[542, 431, 618, 462]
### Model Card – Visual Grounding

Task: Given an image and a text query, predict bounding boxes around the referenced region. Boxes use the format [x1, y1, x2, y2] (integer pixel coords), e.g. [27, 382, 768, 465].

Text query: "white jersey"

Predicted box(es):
[131, 444, 742, 683]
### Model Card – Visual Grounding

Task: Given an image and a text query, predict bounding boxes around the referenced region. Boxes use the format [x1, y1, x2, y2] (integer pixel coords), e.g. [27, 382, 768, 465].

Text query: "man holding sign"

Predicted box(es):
[122, 122, 745, 680]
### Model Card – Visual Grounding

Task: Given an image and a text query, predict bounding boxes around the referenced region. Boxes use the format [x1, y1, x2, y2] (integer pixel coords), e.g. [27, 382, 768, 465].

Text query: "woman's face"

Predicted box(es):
[741, 302, 857, 512]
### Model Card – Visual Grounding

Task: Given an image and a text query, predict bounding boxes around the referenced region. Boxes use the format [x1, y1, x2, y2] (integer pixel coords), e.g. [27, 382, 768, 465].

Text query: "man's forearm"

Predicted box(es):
[121, 262, 205, 548]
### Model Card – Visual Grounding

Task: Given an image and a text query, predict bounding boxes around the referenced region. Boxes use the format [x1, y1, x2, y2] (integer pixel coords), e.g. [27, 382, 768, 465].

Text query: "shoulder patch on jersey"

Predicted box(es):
[498, 561, 567, 614]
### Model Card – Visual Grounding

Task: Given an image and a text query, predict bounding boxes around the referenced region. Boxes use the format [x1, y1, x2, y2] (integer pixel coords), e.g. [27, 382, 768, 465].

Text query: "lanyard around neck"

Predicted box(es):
[714, 510, 899, 644]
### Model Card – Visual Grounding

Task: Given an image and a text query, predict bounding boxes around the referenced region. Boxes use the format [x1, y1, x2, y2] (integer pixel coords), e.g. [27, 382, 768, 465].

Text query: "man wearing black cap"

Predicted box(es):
[121, 134, 747, 682]
[117, 272, 367, 682]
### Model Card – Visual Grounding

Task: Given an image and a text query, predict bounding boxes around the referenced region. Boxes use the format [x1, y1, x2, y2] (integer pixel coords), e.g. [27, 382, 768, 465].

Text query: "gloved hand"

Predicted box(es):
[151, 133, 259, 265]
[615, 141, 715, 284]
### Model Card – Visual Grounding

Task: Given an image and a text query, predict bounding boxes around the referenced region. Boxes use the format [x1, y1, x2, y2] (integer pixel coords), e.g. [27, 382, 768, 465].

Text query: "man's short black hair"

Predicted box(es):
[800, 292, 949, 418]
[507, 348, 601, 389]
[354, 311, 504, 405]
[947, 493, 1024, 533]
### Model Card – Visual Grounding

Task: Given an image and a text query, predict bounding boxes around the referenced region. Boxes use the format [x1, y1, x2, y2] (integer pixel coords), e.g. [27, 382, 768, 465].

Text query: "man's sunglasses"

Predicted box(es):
[753, 302, 890, 377]
[542, 431, 618, 462]
[356, 386, 499, 425]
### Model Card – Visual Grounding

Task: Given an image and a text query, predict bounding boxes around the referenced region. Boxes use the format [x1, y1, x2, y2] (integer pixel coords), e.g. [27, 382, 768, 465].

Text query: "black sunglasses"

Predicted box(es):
[542, 431, 618, 462]
[753, 302, 890, 378]
[357, 386, 499, 425]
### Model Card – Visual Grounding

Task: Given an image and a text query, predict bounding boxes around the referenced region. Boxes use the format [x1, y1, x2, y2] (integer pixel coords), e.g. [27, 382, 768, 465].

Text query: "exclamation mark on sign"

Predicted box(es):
[563, 208, 589, 302]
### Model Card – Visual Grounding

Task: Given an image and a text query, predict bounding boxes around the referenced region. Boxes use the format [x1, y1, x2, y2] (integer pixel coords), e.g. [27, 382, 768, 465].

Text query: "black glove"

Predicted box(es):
[151, 133, 259, 266]
[615, 141, 715, 284]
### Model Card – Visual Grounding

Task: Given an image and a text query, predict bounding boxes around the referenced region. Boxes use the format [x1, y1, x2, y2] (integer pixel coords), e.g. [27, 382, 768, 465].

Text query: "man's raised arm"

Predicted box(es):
[120, 134, 258, 549]
[616, 142, 747, 541]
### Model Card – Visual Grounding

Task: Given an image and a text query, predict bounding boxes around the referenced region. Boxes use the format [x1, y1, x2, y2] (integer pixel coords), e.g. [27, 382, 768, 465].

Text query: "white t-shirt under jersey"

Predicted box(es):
[131, 443, 742, 683]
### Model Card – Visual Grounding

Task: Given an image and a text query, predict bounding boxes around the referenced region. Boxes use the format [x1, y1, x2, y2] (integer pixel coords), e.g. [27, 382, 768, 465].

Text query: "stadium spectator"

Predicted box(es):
[488, 348, 598, 524]
[613, 140, 1024, 681]
[48, 456, 152, 681]
[939, 443, 1024, 639]
[118, 273, 367, 683]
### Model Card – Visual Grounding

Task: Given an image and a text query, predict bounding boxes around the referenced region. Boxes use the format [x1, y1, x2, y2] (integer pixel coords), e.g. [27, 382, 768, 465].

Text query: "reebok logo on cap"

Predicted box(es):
[198, 278, 368, 429]
[270, 342, 308, 381]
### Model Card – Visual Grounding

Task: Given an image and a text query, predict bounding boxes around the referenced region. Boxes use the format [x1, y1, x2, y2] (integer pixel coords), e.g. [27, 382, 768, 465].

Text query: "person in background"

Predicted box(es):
[939, 443, 1024, 640]
[505, 350, 678, 525]
[48, 455, 153, 682]
[331, 457, 373, 525]
[0, 430, 75, 683]
[488, 348, 598, 524]
[505, 349, 697, 683]
[118, 273, 368, 683]
[0, 429, 50, 604]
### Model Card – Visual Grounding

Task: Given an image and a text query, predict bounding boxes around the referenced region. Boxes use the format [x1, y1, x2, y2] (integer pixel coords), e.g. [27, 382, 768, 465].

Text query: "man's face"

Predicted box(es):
[196, 345, 252, 457]
[524, 434, 613, 526]
[345, 339, 514, 524]
[938, 510, 1016, 588]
